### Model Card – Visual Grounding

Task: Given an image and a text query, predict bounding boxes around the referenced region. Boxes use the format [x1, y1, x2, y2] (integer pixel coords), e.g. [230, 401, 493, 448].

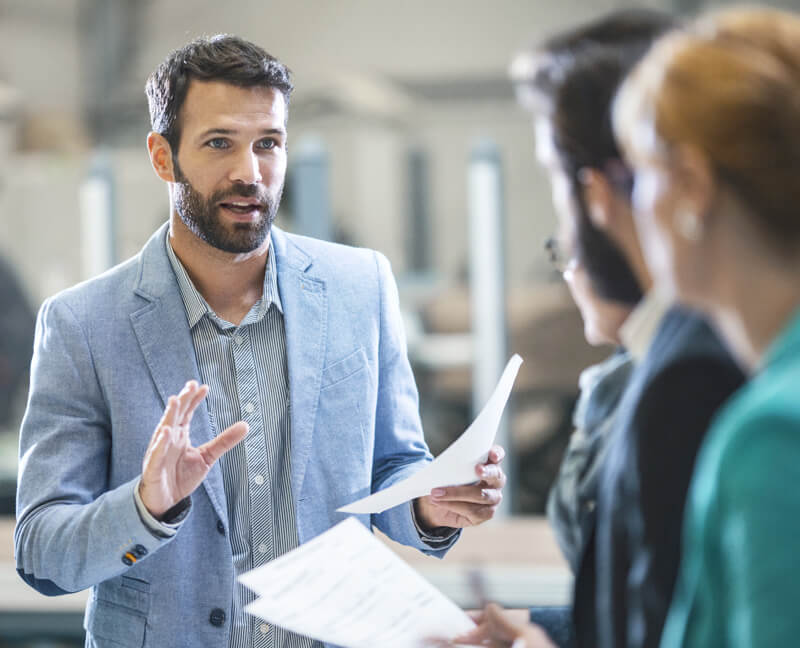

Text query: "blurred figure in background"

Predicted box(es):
[454, 9, 744, 647]
[614, 7, 800, 646]
[0, 254, 34, 431]
[0, 254, 35, 515]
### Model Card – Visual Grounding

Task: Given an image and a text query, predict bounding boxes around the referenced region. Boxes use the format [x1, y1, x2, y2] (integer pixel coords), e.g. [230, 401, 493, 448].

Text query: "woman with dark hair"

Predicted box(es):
[614, 7, 800, 646]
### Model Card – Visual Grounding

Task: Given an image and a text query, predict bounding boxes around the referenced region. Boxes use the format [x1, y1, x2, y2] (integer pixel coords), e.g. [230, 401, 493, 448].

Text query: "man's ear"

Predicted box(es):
[577, 167, 615, 231]
[147, 132, 176, 183]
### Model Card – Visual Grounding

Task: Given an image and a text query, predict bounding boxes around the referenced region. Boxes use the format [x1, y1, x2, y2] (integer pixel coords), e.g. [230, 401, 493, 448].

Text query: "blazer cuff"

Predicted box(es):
[409, 501, 459, 547]
[133, 478, 191, 539]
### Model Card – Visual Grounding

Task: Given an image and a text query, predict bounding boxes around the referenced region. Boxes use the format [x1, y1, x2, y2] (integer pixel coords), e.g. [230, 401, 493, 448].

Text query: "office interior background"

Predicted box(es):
[0, 0, 796, 645]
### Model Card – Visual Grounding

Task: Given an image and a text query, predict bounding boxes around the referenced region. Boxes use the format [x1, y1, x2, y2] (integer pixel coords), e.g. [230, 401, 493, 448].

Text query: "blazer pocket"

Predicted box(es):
[98, 576, 151, 614]
[85, 599, 146, 647]
[320, 347, 368, 391]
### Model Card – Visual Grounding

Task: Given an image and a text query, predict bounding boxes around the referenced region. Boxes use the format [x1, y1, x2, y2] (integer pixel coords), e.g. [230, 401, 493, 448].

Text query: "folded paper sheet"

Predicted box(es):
[240, 517, 475, 647]
[339, 354, 523, 515]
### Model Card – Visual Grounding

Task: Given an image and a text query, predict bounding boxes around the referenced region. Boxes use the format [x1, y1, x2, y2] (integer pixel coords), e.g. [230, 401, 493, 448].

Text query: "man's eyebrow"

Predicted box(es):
[198, 128, 236, 138]
[197, 127, 286, 138]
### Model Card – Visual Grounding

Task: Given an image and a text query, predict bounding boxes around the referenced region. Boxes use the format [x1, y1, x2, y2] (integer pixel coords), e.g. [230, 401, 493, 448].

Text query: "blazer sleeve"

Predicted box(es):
[717, 413, 800, 647]
[367, 251, 460, 556]
[625, 355, 742, 647]
[14, 296, 176, 595]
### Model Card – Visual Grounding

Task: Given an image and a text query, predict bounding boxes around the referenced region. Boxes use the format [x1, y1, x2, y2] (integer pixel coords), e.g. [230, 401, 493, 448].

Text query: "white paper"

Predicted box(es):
[240, 517, 474, 648]
[339, 353, 523, 515]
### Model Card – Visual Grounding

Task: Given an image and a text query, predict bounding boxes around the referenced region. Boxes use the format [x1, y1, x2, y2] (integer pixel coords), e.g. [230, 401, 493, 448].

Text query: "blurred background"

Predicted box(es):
[0, 0, 796, 645]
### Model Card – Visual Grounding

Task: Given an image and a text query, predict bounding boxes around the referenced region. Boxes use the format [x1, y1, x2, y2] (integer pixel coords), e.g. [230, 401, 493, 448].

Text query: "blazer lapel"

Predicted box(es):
[272, 227, 328, 500]
[129, 223, 229, 524]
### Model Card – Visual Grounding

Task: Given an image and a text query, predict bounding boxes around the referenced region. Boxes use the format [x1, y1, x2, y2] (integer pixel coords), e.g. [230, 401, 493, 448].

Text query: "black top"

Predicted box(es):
[572, 306, 745, 648]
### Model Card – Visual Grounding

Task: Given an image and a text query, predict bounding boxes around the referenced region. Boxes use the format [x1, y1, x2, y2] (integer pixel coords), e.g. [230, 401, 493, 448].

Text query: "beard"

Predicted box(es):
[172, 159, 283, 254]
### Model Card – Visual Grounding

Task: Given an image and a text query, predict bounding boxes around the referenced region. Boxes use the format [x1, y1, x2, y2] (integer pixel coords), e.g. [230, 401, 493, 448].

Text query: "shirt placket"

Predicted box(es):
[230, 325, 275, 648]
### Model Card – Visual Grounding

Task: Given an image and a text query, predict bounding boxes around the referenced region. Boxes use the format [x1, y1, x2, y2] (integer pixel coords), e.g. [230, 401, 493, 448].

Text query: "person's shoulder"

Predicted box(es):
[621, 308, 744, 433]
[715, 358, 800, 446]
[640, 306, 742, 383]
[702, 371, 800, 504]
[43, 254, 141, 317]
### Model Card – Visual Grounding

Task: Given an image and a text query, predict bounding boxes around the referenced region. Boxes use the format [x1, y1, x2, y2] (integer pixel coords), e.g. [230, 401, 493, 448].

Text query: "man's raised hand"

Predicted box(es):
[139, 380, 248, 518]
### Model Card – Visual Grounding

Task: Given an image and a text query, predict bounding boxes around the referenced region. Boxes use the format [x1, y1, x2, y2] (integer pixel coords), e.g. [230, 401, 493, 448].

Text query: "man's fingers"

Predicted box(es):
[430, 498, 499, 526]
[487, 444, 506, 464]
[157, 395, 180, 433]
[143, 426, 171, 475]
[175, 380, 200, 421]
[475, 463, 507, 488]
[181, 383, 209, 428]
[197, 421, 249, 467]
[432, 485, 503, 506]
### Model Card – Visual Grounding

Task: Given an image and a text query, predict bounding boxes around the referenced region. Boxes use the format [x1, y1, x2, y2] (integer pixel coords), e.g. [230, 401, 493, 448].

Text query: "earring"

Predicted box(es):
[675, 206, 703, 242]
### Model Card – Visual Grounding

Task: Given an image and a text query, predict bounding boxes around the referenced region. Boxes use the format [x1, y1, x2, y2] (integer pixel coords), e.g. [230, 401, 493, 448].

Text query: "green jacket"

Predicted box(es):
[661, 308, 800, 647]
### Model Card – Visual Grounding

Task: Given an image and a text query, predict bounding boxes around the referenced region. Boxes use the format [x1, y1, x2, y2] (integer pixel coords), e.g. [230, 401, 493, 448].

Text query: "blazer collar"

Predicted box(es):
[270, 226, 328, 501]
[130, 222, 228, 524]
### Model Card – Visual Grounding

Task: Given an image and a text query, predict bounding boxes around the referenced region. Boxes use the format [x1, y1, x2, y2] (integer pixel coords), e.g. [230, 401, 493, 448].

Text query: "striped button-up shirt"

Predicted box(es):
[165, 237, 322, 648]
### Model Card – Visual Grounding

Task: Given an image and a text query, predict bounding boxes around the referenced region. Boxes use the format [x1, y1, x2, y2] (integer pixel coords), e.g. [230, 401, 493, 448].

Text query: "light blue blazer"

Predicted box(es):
[15, 223, 454, 647]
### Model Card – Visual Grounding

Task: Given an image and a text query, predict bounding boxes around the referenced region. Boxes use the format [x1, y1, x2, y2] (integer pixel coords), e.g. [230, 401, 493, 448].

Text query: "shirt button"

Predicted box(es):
[133, 544, 148, 558]
[121, 555, 133, 566]
[260, 623, 270, 635]
[258, 543, 268, 554]
[585, 499, 596, 512]
[244, 402, 255, 414]
[216, 520, 226, 535]
[234, 335, 244, 345]
[209, 608, 226, 627]
[254, 474, 265, 486]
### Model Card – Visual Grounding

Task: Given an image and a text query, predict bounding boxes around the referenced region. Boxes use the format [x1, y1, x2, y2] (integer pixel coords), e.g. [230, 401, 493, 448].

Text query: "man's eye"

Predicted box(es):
[207, 138, 229, 149]
[257, 139, 277, 150]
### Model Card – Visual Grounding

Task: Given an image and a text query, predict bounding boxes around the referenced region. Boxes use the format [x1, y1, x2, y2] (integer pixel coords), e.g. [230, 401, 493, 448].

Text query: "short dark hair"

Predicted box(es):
[145, 34, 293, 153]
[513, 9, 678, 305]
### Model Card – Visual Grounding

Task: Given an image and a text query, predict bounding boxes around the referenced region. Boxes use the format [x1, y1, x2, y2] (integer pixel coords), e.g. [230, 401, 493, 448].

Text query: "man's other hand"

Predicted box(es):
[139, 380, 248, 518]
[414, 444, 506, 529]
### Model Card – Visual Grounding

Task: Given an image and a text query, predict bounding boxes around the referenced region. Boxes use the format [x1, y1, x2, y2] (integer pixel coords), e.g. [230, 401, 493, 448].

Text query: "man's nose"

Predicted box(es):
[229, 149, 263, 185]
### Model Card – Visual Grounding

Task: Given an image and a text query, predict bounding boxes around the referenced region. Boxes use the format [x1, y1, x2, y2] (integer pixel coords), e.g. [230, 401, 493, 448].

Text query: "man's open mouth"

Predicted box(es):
[218, 200, 264, 215]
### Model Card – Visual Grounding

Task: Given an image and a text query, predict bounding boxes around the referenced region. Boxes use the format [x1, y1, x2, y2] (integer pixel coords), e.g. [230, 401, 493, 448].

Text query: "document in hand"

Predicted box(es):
[339, 353, 523, 515]
[240, 517, 474, 647]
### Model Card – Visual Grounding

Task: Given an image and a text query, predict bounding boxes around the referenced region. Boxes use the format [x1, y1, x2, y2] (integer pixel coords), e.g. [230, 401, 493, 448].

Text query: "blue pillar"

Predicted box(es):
[79, 149, 117, 279]
[467, 138, 512, 515]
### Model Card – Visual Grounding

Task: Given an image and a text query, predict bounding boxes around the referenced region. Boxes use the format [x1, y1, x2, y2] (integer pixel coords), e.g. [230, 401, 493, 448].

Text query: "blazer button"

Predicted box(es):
[217, 520, 226, 535]
[121, 555, 133, 566]
[133, 544, 148, 558]
[209, 608, 226, 627]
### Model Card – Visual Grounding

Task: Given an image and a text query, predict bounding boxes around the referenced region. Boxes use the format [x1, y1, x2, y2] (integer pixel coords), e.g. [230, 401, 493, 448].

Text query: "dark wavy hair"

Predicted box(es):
[513, 9, 678, 305]
[145, 34, 293, 153]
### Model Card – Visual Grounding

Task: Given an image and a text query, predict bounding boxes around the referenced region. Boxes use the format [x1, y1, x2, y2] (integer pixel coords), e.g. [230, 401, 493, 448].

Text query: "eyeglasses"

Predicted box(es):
[545, 237, 568, 274]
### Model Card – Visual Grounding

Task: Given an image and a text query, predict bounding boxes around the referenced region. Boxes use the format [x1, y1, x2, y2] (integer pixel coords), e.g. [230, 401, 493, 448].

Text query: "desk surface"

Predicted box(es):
[1, 515, 571, 611]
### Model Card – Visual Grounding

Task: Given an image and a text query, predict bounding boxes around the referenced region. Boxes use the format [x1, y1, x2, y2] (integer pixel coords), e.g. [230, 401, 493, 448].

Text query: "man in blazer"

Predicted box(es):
[15, 36, 506, 647]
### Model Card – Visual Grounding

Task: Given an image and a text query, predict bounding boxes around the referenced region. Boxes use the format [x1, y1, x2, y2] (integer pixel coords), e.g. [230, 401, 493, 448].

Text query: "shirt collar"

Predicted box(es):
[619, 290, 670, 362]
[165, 234, 283, 330]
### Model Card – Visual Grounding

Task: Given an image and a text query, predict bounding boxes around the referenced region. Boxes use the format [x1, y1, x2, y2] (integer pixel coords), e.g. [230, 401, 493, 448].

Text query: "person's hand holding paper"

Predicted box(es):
[339, 354, 523, 529]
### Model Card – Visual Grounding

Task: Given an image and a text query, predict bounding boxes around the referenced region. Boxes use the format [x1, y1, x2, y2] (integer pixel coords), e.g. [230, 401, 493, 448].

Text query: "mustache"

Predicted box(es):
[210, 184, 270, 205]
